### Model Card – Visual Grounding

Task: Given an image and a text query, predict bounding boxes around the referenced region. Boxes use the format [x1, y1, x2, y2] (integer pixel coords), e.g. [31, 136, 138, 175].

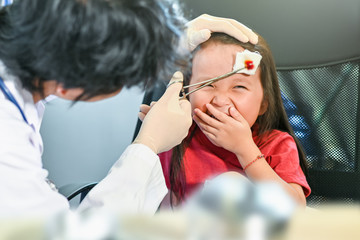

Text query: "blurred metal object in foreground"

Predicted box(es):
[45, 209, 118, 240]
[183, 172, 296, 240]
[1, 184, 360, 240]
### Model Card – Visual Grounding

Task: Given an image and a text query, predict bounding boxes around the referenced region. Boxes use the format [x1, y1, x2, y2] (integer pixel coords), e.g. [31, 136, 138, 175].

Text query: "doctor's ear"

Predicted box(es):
[54, 84, 84, 101]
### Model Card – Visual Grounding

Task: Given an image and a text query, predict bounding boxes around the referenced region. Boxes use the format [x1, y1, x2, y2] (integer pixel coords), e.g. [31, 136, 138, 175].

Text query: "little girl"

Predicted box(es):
[159, 32, 311, 207]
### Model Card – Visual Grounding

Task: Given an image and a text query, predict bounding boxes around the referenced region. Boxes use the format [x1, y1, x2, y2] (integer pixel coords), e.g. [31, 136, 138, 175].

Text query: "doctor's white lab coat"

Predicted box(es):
[0, 61, 167, 217]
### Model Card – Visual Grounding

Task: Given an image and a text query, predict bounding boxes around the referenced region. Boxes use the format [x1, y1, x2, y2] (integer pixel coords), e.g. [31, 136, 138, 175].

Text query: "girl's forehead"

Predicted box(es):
[195, 43, 246, 66]
[192, 43, 246, 78]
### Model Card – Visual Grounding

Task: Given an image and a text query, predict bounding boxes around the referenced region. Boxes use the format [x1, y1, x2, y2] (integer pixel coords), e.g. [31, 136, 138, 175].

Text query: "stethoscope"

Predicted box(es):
[0, 76, 29, 124]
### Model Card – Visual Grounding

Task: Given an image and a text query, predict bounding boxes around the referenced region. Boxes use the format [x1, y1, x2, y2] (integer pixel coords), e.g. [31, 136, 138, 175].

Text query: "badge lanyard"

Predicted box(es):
[0, 77, 29, 124]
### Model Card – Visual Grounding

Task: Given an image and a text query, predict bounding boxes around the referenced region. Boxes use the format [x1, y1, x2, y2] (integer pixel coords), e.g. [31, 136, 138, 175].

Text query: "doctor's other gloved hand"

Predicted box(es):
[133, 71, 192, 154]
[186, 14, 258, 51]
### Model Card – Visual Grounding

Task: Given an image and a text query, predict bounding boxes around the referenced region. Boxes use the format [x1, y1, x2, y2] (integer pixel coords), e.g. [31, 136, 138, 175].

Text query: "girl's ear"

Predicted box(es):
[259, 99, 268, 116]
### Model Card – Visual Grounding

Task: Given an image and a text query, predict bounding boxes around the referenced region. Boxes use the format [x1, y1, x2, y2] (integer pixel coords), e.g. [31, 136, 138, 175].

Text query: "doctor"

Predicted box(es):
[0, 0, 258, 217]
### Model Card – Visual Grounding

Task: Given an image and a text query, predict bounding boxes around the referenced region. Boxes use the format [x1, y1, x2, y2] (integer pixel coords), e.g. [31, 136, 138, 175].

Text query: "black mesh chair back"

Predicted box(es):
[278, 58, 360, 206]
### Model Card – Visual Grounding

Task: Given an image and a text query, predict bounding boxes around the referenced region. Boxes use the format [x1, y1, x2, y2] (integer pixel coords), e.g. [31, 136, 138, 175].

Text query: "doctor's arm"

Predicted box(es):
[0, 101, 70, 217]
[78, 72, 192, 214]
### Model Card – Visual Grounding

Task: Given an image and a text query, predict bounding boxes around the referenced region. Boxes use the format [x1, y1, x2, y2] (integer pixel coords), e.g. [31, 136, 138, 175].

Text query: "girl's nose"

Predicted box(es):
[211, 93, 232, 108]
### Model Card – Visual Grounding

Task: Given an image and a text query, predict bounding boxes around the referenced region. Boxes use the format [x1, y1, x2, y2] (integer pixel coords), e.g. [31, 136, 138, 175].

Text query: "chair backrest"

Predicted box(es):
[277, 58, 360, 205]
[135, 0, 360, 205]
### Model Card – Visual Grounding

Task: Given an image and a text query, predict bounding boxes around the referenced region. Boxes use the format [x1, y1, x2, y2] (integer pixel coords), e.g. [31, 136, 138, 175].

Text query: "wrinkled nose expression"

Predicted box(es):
[188, 80, 243, 117]
[188, 42, 265, 128]
[209, 92, 234, 115]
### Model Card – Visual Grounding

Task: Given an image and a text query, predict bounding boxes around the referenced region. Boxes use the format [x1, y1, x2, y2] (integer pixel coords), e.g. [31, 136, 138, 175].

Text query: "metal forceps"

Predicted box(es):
[179, 65, 250, 99]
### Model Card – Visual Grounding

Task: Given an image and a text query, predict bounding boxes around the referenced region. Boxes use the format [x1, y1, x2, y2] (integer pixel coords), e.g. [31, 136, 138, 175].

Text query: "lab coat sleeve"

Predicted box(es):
[0, 100, 70, 217]
[78, 143, 168, 215]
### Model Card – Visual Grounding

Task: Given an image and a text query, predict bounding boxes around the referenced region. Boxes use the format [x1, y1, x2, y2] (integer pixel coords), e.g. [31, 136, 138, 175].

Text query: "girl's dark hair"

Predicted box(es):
[170, 32, 308, 205]
[0, 0, 189, 100]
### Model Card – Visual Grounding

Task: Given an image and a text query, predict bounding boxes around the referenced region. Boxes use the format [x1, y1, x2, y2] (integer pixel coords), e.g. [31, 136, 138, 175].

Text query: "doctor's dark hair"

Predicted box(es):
[169, 33, 309, 205]
[0, 0, 188, 100]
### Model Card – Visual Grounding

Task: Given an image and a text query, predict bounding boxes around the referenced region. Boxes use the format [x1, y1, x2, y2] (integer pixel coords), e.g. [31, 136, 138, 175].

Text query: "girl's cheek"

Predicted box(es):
[190, 97, 207, 113]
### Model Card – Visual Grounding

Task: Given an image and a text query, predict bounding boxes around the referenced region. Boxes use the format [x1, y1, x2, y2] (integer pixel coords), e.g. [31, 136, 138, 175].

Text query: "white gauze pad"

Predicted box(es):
[233, 49, 262, 75]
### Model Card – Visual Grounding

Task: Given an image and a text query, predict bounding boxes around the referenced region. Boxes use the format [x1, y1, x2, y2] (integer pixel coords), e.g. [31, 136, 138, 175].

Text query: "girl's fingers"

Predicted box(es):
[195, 121, 218, 142]
[193, 108, 222, 129]
[201, 130, 217, 143]
[138, 112, 146, 121]
[205, 104, 230, 123]
[193, 113, 218, 135]
[139, 104, 151, 114]
[139, 103, 155, 121]
[229, 106, 246, 122]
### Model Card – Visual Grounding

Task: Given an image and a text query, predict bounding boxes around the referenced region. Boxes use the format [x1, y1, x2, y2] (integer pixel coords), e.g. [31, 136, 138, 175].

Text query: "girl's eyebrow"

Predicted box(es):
[233, 74, 254, 83]
[184, 67, 243, 90]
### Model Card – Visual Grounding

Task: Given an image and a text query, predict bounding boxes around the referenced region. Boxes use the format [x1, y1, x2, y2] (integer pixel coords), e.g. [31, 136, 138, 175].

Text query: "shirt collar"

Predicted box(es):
[0, 60, 44, 132]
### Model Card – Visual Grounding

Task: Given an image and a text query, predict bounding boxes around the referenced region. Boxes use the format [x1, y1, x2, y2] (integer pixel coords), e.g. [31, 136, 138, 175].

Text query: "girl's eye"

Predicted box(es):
[234, 85, 246, 89]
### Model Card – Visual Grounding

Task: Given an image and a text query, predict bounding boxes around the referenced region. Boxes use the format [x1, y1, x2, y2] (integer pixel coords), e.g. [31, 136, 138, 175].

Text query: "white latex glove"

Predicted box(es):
[186, 14, 258, 51]
[133, 71, 192, 154]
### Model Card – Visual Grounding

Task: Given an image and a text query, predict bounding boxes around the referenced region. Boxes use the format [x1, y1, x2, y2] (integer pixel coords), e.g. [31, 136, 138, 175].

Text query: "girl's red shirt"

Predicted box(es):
[159, 124, 311, 199]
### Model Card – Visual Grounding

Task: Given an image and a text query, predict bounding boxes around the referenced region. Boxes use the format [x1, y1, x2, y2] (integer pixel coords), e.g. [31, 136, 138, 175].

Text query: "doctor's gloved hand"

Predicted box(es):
[186, 14, 258, 51]
[133, 71, 192, 154]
